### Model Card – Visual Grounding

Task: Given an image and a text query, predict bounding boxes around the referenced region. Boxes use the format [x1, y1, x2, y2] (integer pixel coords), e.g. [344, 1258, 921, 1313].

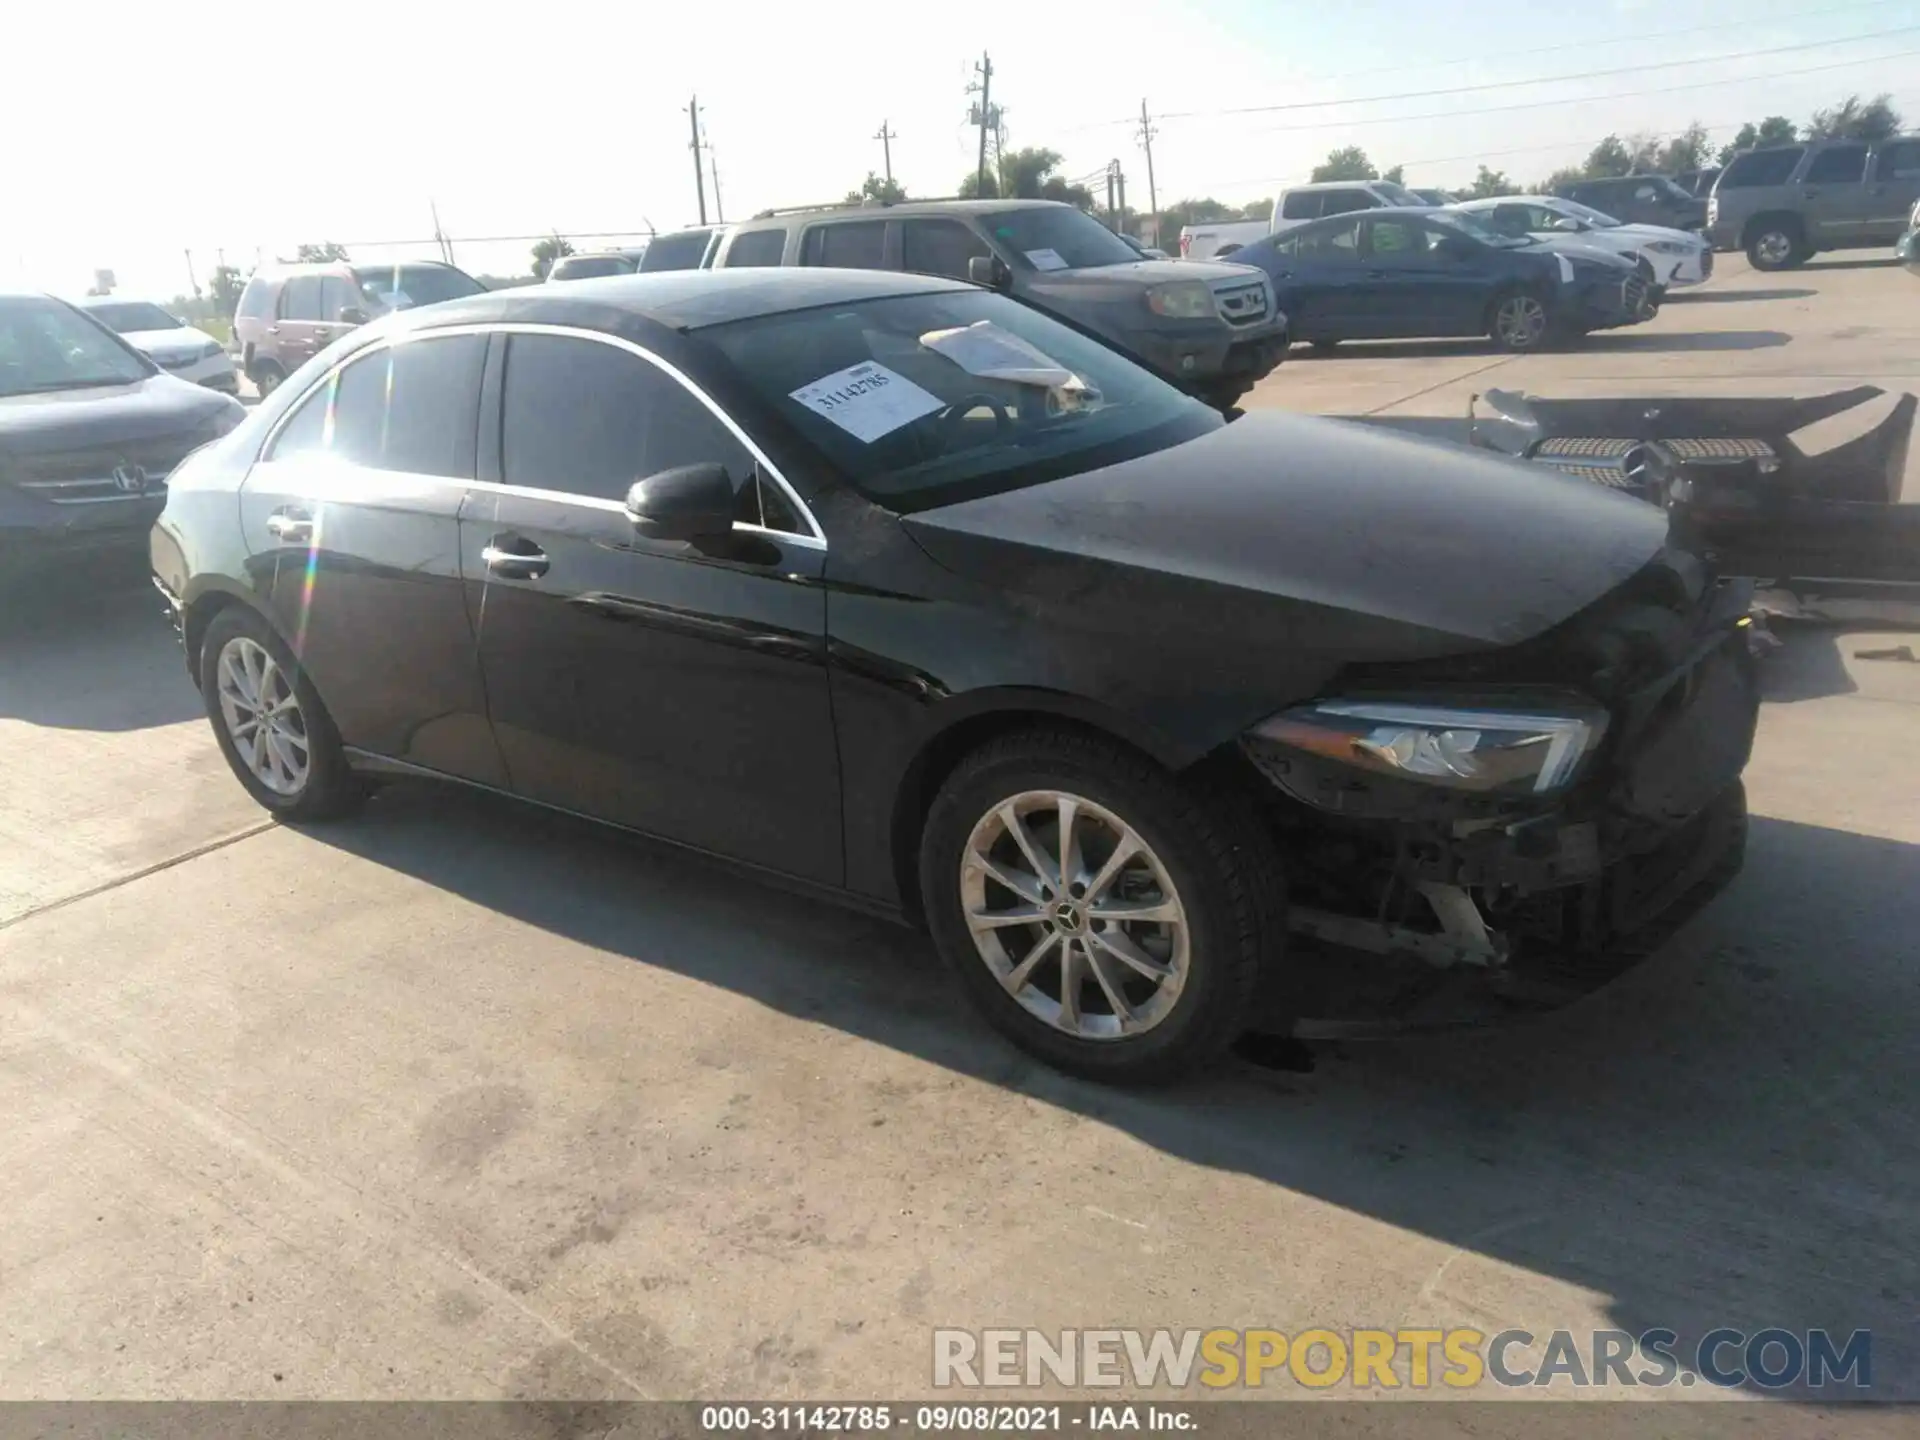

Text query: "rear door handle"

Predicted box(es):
[482, 537, 550, 580]
[266, 509, 313, 543]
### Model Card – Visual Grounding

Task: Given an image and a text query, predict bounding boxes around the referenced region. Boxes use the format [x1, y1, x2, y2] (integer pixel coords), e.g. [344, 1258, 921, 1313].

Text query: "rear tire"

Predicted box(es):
[252, 361, 286, 397]
[918, 728, 1285, 1085]
[1745, 220, 1806, 271]
[200, 607, 361, 823]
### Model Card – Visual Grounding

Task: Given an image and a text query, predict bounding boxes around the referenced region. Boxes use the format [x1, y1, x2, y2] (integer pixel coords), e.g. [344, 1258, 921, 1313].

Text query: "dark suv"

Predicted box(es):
[1706, 136, 1920, 270]
[233, 260, 485, 395]
[707, 200, 1287, 408]
[1557, 175, 1706, 231]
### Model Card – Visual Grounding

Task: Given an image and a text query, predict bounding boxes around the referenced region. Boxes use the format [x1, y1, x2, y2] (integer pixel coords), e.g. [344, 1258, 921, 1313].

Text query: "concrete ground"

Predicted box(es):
[3, 255, 1917, 1413]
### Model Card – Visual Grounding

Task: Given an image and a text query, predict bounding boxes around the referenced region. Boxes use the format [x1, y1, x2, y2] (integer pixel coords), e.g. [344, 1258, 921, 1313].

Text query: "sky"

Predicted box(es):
[4, 0, 1916, 298]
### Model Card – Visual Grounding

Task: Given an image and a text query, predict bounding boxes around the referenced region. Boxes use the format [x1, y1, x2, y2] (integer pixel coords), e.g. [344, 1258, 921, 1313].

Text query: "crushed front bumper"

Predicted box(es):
[1468, 386, 1920, 585]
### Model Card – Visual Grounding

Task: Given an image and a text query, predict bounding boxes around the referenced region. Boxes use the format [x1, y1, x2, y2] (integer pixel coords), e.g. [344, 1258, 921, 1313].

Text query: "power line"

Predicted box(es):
[1232, 44, 1920, 137]
[1155, 23, 1920, 120]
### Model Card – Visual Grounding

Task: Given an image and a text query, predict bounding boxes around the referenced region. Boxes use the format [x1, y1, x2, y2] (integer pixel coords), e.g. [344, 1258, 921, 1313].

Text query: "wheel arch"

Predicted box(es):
[886, 689, 1197, 927]
[1740, 210, 1805, 249]
[182, 579, 288, 680]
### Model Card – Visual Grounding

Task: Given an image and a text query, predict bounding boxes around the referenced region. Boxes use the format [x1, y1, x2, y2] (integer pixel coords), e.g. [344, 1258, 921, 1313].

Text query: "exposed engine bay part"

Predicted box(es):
[1289, 881, 1509, 972]
[1467, 386, 1920, 588]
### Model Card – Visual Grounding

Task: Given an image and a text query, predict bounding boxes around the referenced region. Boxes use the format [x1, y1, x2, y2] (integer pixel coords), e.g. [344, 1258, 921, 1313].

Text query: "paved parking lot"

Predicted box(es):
[3, 256, 1918, 1414]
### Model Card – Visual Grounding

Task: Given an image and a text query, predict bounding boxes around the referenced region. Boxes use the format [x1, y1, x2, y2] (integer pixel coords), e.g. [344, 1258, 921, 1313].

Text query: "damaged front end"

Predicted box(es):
[1469, 386, 1920, 594]
[1236, 546, 1758, 1033]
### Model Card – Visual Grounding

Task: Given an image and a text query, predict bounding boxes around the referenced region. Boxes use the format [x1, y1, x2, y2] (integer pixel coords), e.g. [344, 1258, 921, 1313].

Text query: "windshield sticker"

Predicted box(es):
[1024, 248, 1069, 272]
[920, 320, 1082, 392]
[789, 361, 945, 443]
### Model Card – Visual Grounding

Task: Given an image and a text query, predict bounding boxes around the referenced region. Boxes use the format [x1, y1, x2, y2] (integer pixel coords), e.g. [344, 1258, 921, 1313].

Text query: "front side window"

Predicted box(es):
[699, 290, 1219, 512]
[1296, 219, 1363, 260]
[500, 334, 757, 507]
[0, 295, 153, 397]
[901, 220, 989, 281]
[85, 302, 181, 333]
[801, 221, 888, 269]
[1318, 190, 1376, 217]
[280, 277, 323, 321]
[979, 207, 1141, 271]
[1482, 205, 1536, 237]
[319, 276, 359, 321]
[265, 333, 485, 478]
[1804, 145, 1868, 184]
[1877, 140, 1920, 180]
[1280, 192, 1321, 220]
[1722, 148, 1805, 188]
[1365, 218, 1437, 258]
[721, 229, 787, 268]
[1370, 181, 1421, 206]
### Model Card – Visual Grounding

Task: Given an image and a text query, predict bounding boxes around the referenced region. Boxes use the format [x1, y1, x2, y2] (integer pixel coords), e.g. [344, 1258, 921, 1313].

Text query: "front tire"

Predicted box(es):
[919, 729, 1283, 1084]
[1488, 289, 1552, 351]
[252, 361, 286, 397]
[1746, 221, 1806, 271]
[200, 607, 361, 822]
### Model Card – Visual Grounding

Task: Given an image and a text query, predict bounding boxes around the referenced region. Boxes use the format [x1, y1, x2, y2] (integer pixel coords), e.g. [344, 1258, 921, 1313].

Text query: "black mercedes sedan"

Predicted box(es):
[3, 291, 246, 575]
[151, 269, 1756, 1083]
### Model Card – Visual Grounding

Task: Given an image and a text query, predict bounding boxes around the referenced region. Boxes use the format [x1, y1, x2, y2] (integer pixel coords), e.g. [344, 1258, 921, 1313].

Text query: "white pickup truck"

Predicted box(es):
[1180, 181, 1435, 259]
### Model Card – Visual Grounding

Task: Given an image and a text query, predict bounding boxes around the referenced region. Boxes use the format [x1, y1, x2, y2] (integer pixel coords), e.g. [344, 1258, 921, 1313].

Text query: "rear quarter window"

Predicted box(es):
[721, 229, 788, 268]
[237, 279, 275, 320]
[800, 220, 887, 268]
[1721, 148, 1805, 188]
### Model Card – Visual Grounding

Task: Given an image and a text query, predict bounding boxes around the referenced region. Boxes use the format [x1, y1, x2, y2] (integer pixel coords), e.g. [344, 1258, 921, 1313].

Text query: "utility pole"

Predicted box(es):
[430, 199, 454, 265]
[968, 52, 994, 195]
[183, 248, 199, 298]
[1116, 164, 1127, 234]
[1136, 99, 1159, 243]
[710, 150, 725, 223]
[687, 96, 708, 225]
[1104, 164, 1117, 229]
[874, 120, 896, 185]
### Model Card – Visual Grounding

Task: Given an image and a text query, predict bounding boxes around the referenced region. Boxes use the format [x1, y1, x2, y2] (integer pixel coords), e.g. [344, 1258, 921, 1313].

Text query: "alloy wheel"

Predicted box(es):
[959, 790, 1190, 1040]
[1755, 230, 1793, 266]
[216, 636, 310, 796]
[1495, 294, 1548, 349]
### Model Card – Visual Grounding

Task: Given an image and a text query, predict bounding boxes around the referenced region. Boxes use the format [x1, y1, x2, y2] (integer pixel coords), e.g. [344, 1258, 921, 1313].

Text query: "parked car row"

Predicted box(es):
[1705, 134, 1920, 270]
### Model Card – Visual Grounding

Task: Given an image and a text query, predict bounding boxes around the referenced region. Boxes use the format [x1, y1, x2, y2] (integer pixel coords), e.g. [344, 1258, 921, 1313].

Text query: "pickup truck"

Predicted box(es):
[1179, 219, 1270, 260]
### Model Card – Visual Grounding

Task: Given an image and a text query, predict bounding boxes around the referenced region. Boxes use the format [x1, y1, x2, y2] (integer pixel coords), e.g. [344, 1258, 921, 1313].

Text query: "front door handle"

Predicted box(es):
[266, 510, 313, 543]
[482, 537, 550, 580]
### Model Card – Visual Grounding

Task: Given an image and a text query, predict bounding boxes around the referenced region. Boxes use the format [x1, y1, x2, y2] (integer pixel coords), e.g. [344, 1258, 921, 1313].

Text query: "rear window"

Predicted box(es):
[801, 221, 887, 268]
[721, 229, 788, 268]
[640, 230, 715, 271]
[551, 254, 635, 280]
[1879, 140, 1920, 180]
[237, 278, 276, 320]
[1721, 148, 1804, 188]
[1804, 146, 1868, 184]
[84, 301, 180, 333]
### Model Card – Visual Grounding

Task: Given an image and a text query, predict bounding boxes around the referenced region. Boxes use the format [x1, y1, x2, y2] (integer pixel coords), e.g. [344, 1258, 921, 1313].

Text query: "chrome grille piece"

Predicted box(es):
[1212, 280, 1270, 326]
[11, 440, 186, 505]
[1664, 436, 1776, 461]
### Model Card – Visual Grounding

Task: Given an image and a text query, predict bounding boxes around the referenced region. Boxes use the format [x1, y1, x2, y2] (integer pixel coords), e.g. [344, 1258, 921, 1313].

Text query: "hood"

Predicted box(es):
[1059, 258, 1264, 286]
[902, 411, 1670, 665]
[1607, 223, 1703, 245]
[0, 373, 242, 459]
[122, 325, 219, 360]
[1551, 241, 1638, 271]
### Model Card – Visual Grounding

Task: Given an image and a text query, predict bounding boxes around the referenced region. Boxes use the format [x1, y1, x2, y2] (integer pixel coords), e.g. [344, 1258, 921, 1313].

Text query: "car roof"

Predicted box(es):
[741, 199, 1082, 227]
[249, 259, 468, 280]
[1281, 181, 1388, 192]
[384, 266, 974, 334]
[1454, 195, 1564, 208]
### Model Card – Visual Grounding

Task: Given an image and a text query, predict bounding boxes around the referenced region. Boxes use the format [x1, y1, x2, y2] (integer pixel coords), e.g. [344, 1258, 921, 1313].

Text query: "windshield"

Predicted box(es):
[701, 290, 1219, 511]
[0, 295, 153, 396]
[552, 254, 635, 280]
[1552, 198, 1621, 228]
[982, 207, 1142, 272]
[84, 301, 182, 333]
[1429, 210, 1533, 249]
[640, 231, 714, 271]
[352, 264, 484, 311]
[1371, 181, 1422, 206]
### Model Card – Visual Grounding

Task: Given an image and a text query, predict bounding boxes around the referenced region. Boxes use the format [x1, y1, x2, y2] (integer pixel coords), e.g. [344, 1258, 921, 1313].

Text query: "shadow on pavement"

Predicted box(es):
[306, 781, 1920, 1399]
[1581, 330, 1791, 352]
[0, 566, 203, 731]
[1804, 257, 1903, 272]
[1664, 288, 1817, 304]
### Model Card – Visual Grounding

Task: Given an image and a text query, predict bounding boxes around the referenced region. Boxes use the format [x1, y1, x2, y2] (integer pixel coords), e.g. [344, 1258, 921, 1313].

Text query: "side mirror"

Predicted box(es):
[967, 254, 1011, 289]
[338, 305, 370, 325]
[1551, 217, 1582, 232]
[624, 463, 736, 541]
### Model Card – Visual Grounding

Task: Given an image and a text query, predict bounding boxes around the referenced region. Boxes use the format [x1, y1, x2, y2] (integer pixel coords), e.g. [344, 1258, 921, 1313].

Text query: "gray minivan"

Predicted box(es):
[707, 200, 1288, 407]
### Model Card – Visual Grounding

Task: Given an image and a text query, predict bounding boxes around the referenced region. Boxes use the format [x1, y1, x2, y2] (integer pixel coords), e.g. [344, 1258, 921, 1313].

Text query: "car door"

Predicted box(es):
[899, 218, 991, 281]
[1267, 218, 1366, 338]
[1799, 143, 1874, 245]
[240, 330, 505, 785]
[310, 274, 363, 353]
[1357, 215, 1485, 336]
[273, 275, 326, 369]
[798, 219, 889, 272]
[460, 328, 841, 883]
[1868, 139, 1920, 241]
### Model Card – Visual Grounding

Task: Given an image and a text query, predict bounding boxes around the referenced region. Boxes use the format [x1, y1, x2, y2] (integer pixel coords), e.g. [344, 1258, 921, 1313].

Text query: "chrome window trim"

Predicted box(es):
[259, 320, 828, 550]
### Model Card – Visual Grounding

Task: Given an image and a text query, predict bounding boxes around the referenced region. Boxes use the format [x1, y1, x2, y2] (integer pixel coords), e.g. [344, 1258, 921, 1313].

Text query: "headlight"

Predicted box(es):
[1708, 197, 1719, 223]
[199, 339, 226, 360]
[1145, 281, 1218, 318]
[1247, 696, 1608, 796]
[1647, 240, 1691, 255]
